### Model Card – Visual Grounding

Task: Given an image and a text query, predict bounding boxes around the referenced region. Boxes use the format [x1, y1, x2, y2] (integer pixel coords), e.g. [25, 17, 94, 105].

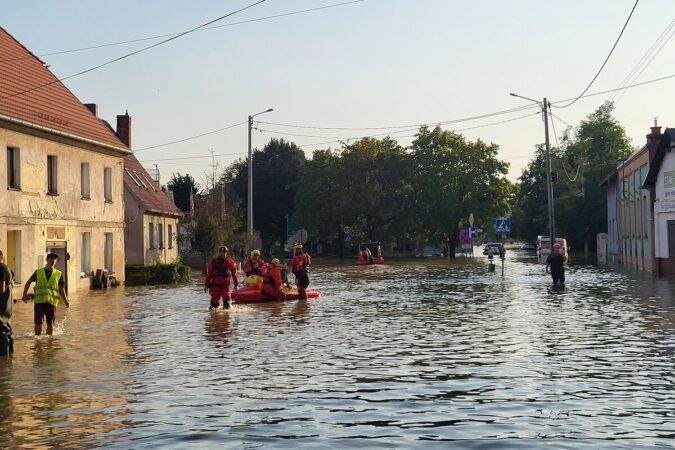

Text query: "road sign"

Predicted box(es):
[469, 213, 474, 227]
[495, 218, 511, 235]
[469, 227, 478, 239]
[459, 228, 471, 245]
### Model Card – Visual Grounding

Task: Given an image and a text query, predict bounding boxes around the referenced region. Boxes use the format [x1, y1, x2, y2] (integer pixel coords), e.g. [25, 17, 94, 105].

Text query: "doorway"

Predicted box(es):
[6, 230, 20, 284]
[46, 241, 68, 293]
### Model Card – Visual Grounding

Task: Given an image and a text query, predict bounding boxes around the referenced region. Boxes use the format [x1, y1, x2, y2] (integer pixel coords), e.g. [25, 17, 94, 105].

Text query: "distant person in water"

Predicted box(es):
[546, 243, 567, 285]
[22, 253, 70, 336]
[262, 258, 285, 302]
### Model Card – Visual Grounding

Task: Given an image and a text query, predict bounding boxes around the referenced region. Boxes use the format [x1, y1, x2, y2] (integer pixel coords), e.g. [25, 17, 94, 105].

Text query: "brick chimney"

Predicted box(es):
[116, 111, 131, 147]
[647, 118, 662, 165]
[84, 103, 98, 117]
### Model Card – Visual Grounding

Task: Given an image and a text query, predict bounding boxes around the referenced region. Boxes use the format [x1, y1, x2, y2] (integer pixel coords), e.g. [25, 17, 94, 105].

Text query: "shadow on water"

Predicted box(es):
[2, 254, 675, 448]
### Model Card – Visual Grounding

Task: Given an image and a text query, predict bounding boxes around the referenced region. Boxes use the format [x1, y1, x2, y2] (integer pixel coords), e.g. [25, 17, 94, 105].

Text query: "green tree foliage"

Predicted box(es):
[191, 188, 235, 262]
[224, 138, 306, 247]
[167, 173, 199, 213]
[511, 145, 550, 241]
[411, 126, 510, 257]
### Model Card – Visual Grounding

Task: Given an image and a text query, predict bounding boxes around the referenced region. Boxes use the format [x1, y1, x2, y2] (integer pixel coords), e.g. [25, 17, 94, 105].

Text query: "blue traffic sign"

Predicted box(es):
[495, 218, 511, 235]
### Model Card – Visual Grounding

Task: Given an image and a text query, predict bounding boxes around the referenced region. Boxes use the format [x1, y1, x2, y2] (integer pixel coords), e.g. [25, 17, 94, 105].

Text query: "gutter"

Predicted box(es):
[0, 113, 131, 156]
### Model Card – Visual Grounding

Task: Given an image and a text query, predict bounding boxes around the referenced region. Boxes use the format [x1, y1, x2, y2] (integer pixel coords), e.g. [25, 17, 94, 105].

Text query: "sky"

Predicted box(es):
[3, 0, 675, 187]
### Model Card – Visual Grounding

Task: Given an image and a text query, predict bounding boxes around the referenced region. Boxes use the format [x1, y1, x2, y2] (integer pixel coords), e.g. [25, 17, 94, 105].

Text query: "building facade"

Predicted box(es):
[601, 124, 662, 273]
[121, 120, 182, 266]
[643, 128, 675, 277]
[0, 27, 130, 291]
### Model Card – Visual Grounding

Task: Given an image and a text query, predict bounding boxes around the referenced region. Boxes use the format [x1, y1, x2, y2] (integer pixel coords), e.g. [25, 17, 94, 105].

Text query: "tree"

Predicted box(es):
[191, 188, 230, 265]
[511, 145, 550, 241]
[223, 138, 306, 248]
[555, 102, 633, 253]
[167, 173, 199, 213]
[411, 126, 510, 258]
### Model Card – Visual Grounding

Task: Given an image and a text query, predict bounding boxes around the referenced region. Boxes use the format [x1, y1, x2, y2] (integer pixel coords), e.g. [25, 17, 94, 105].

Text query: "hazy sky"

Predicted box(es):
[4, 0, 675, 186]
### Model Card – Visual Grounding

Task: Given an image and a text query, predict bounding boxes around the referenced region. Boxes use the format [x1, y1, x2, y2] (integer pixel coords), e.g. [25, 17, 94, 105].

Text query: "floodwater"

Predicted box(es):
[2, 250, 675, 449]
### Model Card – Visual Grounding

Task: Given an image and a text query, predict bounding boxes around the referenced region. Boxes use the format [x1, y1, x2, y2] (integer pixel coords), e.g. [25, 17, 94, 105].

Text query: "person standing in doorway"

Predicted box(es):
[21, 253, 70, 336]
[205, 246, 239, 309]
[546, 243, 567, 285]
[0, 251, 13, 354]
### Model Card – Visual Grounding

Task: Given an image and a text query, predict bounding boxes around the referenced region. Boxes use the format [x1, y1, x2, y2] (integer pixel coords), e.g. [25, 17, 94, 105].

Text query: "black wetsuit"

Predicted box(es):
[546, 252, 566, 284]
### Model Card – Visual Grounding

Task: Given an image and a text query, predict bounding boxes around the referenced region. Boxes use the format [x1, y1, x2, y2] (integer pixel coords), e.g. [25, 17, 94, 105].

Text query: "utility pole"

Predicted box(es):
[510, 93, 556, 249]
[246, 108, 274, 241]
[542, 98, 556, 245]
[247, 114, 253, 238]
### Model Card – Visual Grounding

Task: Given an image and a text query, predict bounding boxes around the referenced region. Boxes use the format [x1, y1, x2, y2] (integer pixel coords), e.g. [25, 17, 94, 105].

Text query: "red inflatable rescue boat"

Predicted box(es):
[357, 241, 384, 265]
[231, 285, 321, 303]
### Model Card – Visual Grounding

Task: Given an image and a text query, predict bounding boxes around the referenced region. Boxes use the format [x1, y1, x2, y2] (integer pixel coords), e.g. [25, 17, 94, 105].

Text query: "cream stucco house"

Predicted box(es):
[0, 27, 130, 291]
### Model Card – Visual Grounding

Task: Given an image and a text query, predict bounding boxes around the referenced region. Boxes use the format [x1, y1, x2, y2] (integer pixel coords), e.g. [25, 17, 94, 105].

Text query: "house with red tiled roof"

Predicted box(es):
[0, 26, 131, 291]
[119, 118, 182, 266]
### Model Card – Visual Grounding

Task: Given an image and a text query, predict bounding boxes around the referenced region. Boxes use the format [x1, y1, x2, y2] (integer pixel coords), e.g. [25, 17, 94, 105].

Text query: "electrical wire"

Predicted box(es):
[257, 104, 539, 131]
[134, 121, 247, 152]
[0, 0, 267, 101]
[553, 0, 639, 109]
[551, 72, 675, 105]
[613, 19, 675, 104]
[550, 113, 580, 183]
[608, 18, 675, 103]
[0, 1, 366, 63]
[139, 151, 247, 163]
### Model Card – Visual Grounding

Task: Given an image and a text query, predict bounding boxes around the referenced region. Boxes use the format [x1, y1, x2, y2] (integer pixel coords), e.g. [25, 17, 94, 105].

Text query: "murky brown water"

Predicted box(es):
[2, 250, 675, 449]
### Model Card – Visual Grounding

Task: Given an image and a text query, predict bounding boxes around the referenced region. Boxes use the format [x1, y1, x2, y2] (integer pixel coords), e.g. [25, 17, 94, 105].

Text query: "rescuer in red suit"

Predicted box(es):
[290, 243, 311, 300]
[205, 246, 239, 309]
[243, 249, 266, 276]
[262, 258, 285, 302]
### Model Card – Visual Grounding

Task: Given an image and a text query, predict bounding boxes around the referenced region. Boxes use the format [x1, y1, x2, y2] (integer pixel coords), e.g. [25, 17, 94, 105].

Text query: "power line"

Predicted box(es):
[613, 19, 675, 104]
[550, 114, 580, 183]
[139, 151, 247, 163]
[286, 111, 539, 148]
[134, 121, 247, 152]
[554, 0, 639, 109]
[0, 0, 267, 101]
[608, 18, 675, 103]
[257, 104, 539, 131]
[0, 0, 366, 63]
[551, 71, 675, 105]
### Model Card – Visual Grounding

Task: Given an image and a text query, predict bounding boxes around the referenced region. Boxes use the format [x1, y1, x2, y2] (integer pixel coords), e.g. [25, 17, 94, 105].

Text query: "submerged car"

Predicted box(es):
[520, 242, 536, 251]
[482, 242, 506, 257]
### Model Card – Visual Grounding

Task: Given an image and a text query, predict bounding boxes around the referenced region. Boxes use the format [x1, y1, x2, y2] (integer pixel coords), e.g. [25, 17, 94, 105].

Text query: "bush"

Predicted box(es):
[125, 258, 192, 286]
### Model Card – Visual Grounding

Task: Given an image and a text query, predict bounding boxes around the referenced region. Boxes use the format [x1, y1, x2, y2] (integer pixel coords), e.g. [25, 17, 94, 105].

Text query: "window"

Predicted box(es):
[104, 233, 113, 271]
[81, 163, 90, 199]
[7, 147, 20, 189]
[104, 167, 112, 202]
[81, 232, 91, 274]
[158, 223, 164, 249]
[47, 155, 58, 194]
[168, 224, 173, 249]
[148, 223, 155, 249]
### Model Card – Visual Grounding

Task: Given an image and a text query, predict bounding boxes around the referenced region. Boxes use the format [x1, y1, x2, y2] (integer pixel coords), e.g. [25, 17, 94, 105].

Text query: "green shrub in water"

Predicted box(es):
[125, 257, 192, 286]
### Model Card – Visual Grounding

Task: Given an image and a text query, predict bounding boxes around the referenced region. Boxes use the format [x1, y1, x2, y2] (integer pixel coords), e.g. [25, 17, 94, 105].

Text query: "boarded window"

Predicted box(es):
[104, 233, 113, 271]
[81, 163, 90, 199]
[81, 232, 91, 274]
[104, 167, 112, 202]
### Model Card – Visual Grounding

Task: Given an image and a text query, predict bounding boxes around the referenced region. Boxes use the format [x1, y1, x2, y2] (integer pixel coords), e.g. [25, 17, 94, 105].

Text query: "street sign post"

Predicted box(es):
[495, 218, 511, 235]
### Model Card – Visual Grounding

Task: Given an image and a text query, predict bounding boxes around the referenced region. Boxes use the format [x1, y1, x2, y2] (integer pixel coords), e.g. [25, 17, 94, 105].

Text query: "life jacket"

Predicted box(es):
[210, 257, 232, 286]
[35, 267, 61, 306]
[264, 268, 277, 287]
[244, 258, 263, 275]
[292, 253, 310, 273]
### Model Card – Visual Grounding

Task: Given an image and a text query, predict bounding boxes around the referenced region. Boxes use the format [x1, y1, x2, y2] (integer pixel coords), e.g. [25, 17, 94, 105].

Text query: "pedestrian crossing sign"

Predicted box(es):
[495, 218, 511, 235]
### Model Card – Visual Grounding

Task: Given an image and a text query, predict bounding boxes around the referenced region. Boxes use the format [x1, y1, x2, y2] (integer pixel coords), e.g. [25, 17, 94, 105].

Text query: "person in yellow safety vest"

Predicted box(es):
[21, 253, 70, 336]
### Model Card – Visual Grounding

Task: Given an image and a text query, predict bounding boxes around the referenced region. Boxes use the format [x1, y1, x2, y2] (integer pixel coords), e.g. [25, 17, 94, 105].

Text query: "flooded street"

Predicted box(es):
[3, 250, 675, 449]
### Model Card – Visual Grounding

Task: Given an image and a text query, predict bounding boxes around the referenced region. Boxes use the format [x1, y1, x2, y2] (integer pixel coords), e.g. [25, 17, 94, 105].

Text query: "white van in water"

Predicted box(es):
[537, 236, 568, 260]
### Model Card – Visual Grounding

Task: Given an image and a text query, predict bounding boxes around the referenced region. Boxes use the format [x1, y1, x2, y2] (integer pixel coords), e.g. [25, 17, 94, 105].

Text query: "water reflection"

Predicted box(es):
[1, 255, 675, 448]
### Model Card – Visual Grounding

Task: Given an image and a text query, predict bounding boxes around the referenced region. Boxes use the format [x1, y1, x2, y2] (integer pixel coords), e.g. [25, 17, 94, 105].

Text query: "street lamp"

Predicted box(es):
[510, 93, 556, 246]
[248, 108, 274, 240]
